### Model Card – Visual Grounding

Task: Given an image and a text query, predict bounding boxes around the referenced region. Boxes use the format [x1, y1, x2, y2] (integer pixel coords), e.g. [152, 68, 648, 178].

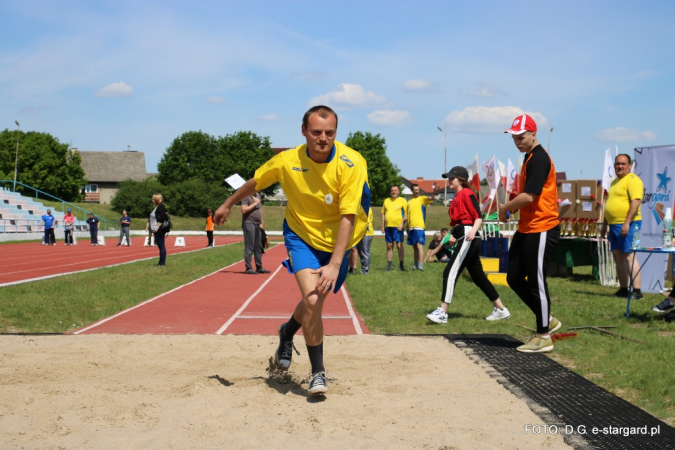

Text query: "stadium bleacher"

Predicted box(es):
[0, 188, 87, 233]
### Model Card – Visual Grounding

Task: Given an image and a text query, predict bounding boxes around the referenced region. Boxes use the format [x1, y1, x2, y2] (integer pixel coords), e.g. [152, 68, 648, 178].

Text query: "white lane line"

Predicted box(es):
[73, 258, 243, 334]
[215, 264, 284, 335]
[341, 285, 363, 335]
[0, 242, 240, 288]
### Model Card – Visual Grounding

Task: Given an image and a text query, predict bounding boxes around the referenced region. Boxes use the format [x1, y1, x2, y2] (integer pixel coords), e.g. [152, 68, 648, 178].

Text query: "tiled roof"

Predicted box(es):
[77, 151, 147, 183]
[404, 177, 450, 195]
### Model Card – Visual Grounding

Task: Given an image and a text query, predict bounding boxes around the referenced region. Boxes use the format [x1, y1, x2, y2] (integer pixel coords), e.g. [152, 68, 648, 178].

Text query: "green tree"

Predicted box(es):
[217, 131, 276, 197]
[345, 131, 401, 206]
[111, 178, 165, 217]
[157, 131, 219, 186]
[0, 129, 86, 201]
[165, 178, 228, 217]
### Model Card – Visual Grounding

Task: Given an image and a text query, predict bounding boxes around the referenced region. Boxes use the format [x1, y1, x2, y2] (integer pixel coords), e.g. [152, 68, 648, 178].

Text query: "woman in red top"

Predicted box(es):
[427, 166, 510, 324]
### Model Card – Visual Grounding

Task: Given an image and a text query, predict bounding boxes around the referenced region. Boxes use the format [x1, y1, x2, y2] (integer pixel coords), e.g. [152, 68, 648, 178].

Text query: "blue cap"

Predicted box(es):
[67, 208, 72, 212]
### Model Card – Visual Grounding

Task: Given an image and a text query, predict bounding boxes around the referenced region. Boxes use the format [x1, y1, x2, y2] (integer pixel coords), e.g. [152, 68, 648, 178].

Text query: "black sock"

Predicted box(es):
[284, 315, 301, 340]
[307, 342, 324, 374]
[387, 261, 392, 269]
[399, 261, 404, 269]
[634, 288, 642, 294]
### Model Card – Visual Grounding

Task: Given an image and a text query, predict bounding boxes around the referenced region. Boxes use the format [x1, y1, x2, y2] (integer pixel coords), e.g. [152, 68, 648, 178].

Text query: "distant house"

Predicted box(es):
[401, 176, 455, 205]
[76, 150, 148, 204]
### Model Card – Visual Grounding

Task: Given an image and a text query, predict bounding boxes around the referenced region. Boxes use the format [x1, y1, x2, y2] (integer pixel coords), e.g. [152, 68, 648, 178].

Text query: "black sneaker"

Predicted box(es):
[399, 266, 406, 272]
[308, 371, 328, 396]
[652, 298, 675, 313]
[256, 268, 271, 274]
[244, 268, 256, 274]
[614, 288, 628, 297]
[274, 324, 298, 370]
[631, 291, 644, 300]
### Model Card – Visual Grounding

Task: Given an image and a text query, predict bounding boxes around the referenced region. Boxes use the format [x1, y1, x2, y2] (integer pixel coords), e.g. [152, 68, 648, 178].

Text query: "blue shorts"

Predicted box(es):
[608, 221, 641, 252]
[385, 227, 404, 243]
[406, 229, 426, 245]
[282, 221, 350, 294]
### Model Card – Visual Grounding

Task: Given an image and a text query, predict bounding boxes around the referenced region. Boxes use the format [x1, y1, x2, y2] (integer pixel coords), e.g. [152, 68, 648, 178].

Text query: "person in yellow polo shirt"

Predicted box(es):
[601, 153, 644, 300]
[214, 105, 369, 397]
[381, 185, 407, 271]
[406, 184, 434, 271]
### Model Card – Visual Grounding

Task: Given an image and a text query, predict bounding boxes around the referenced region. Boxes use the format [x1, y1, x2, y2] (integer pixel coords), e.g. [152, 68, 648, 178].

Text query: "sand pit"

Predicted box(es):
[0, 334, 571, 449]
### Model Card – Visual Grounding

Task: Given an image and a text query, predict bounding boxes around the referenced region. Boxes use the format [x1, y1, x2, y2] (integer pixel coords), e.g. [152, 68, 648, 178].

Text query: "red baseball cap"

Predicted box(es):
[505, 114, 537, 135]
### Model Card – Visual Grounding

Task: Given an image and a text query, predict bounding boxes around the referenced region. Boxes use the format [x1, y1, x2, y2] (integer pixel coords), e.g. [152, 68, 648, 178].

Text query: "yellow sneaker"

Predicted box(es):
[549, 316, 562, 333]
[517, 335, 554, 353]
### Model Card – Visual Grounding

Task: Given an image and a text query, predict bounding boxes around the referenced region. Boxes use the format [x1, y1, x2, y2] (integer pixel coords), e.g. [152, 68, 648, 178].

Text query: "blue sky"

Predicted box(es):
[2, 0, 674, 182]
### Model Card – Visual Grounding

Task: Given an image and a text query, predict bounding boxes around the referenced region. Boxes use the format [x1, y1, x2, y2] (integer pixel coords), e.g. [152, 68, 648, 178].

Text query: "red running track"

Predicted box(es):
[0, 234, 243, 287]
[74, 243, 369, 336]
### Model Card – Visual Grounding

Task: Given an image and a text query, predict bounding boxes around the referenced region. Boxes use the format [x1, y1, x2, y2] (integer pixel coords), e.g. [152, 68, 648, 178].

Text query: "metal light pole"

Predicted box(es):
[437, 124, 447, 204]
[13, 120, 20, 192]
[547, 127, 554, 152]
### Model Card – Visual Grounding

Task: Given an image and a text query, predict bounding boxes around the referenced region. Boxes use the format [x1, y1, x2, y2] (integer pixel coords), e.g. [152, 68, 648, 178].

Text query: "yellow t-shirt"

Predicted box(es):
[254, 141, 369, 252]
[605, 173, 643, 224]
[406, 196, 432, 229]
[382, 197, 407, 228]
[365, 208, 374, 236]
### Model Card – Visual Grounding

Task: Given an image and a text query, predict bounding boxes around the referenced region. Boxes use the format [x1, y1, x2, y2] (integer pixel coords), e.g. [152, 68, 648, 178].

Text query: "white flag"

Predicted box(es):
[481, 155, 500, 191]
[465, 153, 481, 192]
[602, 148, 616, 192]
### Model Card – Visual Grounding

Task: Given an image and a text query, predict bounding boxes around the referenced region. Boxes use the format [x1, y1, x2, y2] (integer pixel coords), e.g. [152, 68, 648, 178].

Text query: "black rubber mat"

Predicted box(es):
[446, 334, 675, 450]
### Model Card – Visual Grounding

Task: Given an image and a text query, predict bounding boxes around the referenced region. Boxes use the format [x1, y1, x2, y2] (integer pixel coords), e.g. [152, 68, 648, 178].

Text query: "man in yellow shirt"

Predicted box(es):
[214, 105, 369, 396]
[381, 185, 407, 271]
[406, 184, 434, 271]
[601, 153, 644, 300]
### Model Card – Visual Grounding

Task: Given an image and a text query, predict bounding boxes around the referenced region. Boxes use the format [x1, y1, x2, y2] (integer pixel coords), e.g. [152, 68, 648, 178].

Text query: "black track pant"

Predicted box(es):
[506, 226, 560, 335]
[441, 227, 500, 305]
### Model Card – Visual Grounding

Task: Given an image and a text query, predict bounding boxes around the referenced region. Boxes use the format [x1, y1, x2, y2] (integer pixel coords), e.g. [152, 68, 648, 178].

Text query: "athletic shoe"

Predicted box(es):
[244, 269, 256, 275]
[549, 316, 562, 333]
[383, 266, 393, 272]
[308, 371, 328, 396]
[517, 335, 554, 353]
[485, 307, 511, 321]
[652, 298, 675, 314]
[426, 307, 448, 324]
[256, 268, 271, 274]
[274, 323, 295, 370]
[399, 266, 406, 272]
[614, 287, 628, 298]
[631, 291, 644, 300]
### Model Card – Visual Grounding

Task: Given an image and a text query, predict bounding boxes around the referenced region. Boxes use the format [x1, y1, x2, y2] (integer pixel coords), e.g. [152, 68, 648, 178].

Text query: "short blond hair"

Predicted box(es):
[152, 193, 164, 205]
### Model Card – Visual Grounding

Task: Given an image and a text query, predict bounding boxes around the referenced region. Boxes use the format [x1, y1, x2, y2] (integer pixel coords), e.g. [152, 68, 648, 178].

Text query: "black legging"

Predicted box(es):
[441, 226, 499, 305]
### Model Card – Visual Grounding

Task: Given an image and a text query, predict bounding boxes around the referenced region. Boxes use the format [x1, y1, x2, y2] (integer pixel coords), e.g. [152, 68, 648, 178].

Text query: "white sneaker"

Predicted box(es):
[426, 307, 448, 324]
[485, 307, 511, 321]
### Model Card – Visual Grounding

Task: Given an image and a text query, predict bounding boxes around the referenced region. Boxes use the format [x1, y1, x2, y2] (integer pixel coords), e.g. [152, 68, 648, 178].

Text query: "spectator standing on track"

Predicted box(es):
[498, 114, 562, 353]
[406, 184, 434, 271]
[241, 193, 270, 274]
[214, 105, 369, 396]
[86, 213, 99, 246]
[42, 209, 56, 245]
[355, 209, 374, 274]
[600, 154, 644, 300]
[63, 208, 76, 246]
[381, 185, 407, 271]
[206, 208, 215, 248]
[117, 210, 131, 247]
[150, 194, 168, 267]
[426, 166, 510, 325]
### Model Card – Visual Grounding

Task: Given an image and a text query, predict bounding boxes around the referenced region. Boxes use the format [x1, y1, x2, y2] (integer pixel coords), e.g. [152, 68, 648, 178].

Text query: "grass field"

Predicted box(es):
[1, 201, 673, 425]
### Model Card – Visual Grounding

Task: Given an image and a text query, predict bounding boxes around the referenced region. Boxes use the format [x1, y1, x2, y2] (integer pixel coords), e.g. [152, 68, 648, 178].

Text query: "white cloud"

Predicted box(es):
[444, 106, 548, 134]
[93, 81, 133, 98]
[309, 83, 386, 108]
[258, 114, 278, 122]
[205, 96, 227, 104]
[459, 82, 506, 99]
[402, 79, 433, 92]
[367, 110, 411, 126]
[596, 127, 657, 142]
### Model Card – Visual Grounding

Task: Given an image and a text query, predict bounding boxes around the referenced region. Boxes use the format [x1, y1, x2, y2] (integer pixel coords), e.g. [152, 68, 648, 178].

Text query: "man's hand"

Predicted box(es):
[449, 236, 457, 245]
[397, 224, 403, 232]
[620, 223, 630, 237]
[600, 223, 608, 238]
[312, 262, 341, 294]
[214, 205, 231, 226]
[498, 205, 511, 222]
